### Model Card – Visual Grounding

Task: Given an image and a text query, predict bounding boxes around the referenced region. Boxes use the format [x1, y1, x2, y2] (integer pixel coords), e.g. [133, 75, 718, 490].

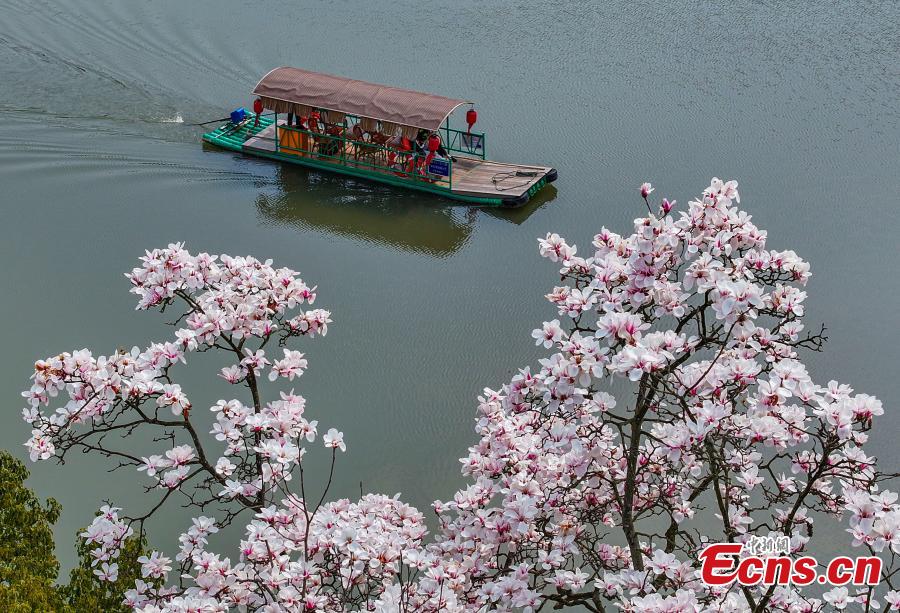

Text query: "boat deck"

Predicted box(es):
[449, 157, 554, 201]
[242, 121, 279, 152]
[204, 117, 556, 206]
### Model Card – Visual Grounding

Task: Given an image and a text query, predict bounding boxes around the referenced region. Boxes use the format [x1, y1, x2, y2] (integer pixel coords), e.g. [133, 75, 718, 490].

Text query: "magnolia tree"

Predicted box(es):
[21, 178, 899, 612]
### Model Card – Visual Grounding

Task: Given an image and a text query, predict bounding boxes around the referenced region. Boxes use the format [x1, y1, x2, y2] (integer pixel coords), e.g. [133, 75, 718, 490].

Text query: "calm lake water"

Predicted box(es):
[1, 0, 898, 573]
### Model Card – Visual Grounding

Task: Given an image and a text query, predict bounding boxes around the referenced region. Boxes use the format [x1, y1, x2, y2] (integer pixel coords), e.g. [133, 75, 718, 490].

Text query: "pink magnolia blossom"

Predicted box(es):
[21, 181, 899, 612]
[322, 428, 346, 452]
[268, 348, 307, 381]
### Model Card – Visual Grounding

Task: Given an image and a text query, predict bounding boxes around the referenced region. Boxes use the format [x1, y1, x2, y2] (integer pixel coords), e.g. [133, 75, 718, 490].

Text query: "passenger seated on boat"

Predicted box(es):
[385, 134, 408, 159]
[414, 130, 447, 158]
[410, 131, 446, 162]
[305, 112, 322, 144]
[433, 134, 449, 158]
[413, 131, 442, 171]
[414, 130, 429, 155]
[307, 111, 321, 133]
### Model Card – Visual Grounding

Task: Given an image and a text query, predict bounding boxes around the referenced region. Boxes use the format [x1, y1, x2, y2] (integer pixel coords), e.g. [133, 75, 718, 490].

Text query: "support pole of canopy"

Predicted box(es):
[444, 116, 451, 189]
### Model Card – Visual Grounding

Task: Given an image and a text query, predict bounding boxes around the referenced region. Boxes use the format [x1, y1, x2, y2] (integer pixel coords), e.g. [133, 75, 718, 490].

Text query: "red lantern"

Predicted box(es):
[427, 133, 440, 153]
[466, 108, 477, 133]
[252, 97, 264, 114]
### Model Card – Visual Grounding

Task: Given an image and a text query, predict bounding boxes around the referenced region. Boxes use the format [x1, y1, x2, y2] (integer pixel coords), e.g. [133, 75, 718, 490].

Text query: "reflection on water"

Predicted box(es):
[253, 161, 554, 256]
[483, 185, 558, 225]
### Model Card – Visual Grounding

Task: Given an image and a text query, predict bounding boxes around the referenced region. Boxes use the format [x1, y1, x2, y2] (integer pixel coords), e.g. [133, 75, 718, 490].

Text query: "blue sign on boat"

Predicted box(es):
[428, 158, 450, 176]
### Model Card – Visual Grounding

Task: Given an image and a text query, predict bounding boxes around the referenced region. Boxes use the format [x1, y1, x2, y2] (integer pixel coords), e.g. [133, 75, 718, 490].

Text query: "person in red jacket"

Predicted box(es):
[252, 97, 264, 127]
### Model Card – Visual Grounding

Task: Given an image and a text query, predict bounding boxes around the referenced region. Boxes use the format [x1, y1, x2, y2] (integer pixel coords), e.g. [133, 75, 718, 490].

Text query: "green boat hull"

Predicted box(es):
[201, 116, 554, 207]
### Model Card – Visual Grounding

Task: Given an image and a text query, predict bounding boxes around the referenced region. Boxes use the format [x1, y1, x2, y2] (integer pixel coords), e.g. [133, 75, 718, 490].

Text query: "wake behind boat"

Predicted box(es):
[202, 67, 557, 207]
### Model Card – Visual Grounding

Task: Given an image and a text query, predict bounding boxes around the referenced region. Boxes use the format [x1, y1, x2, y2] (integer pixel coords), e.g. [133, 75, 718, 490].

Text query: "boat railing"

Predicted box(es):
[441, 124, 486, 160]
[333, 112, 485, 160]
[274, 124, 455, 190]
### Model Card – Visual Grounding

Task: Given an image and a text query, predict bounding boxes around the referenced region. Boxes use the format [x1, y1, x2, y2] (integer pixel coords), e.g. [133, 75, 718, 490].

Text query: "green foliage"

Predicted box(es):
[0, 450, 66, 612]
[62, 534, 151, 613]
[0, 450, 154, 612]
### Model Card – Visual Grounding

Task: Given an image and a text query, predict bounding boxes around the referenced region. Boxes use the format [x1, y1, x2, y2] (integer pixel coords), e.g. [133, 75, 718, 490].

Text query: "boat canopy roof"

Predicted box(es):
[252, 67, 470, 132]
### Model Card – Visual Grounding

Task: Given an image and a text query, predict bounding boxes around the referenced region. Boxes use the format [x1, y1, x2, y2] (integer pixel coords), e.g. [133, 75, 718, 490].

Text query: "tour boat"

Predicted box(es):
[202, 67, 557, 207]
